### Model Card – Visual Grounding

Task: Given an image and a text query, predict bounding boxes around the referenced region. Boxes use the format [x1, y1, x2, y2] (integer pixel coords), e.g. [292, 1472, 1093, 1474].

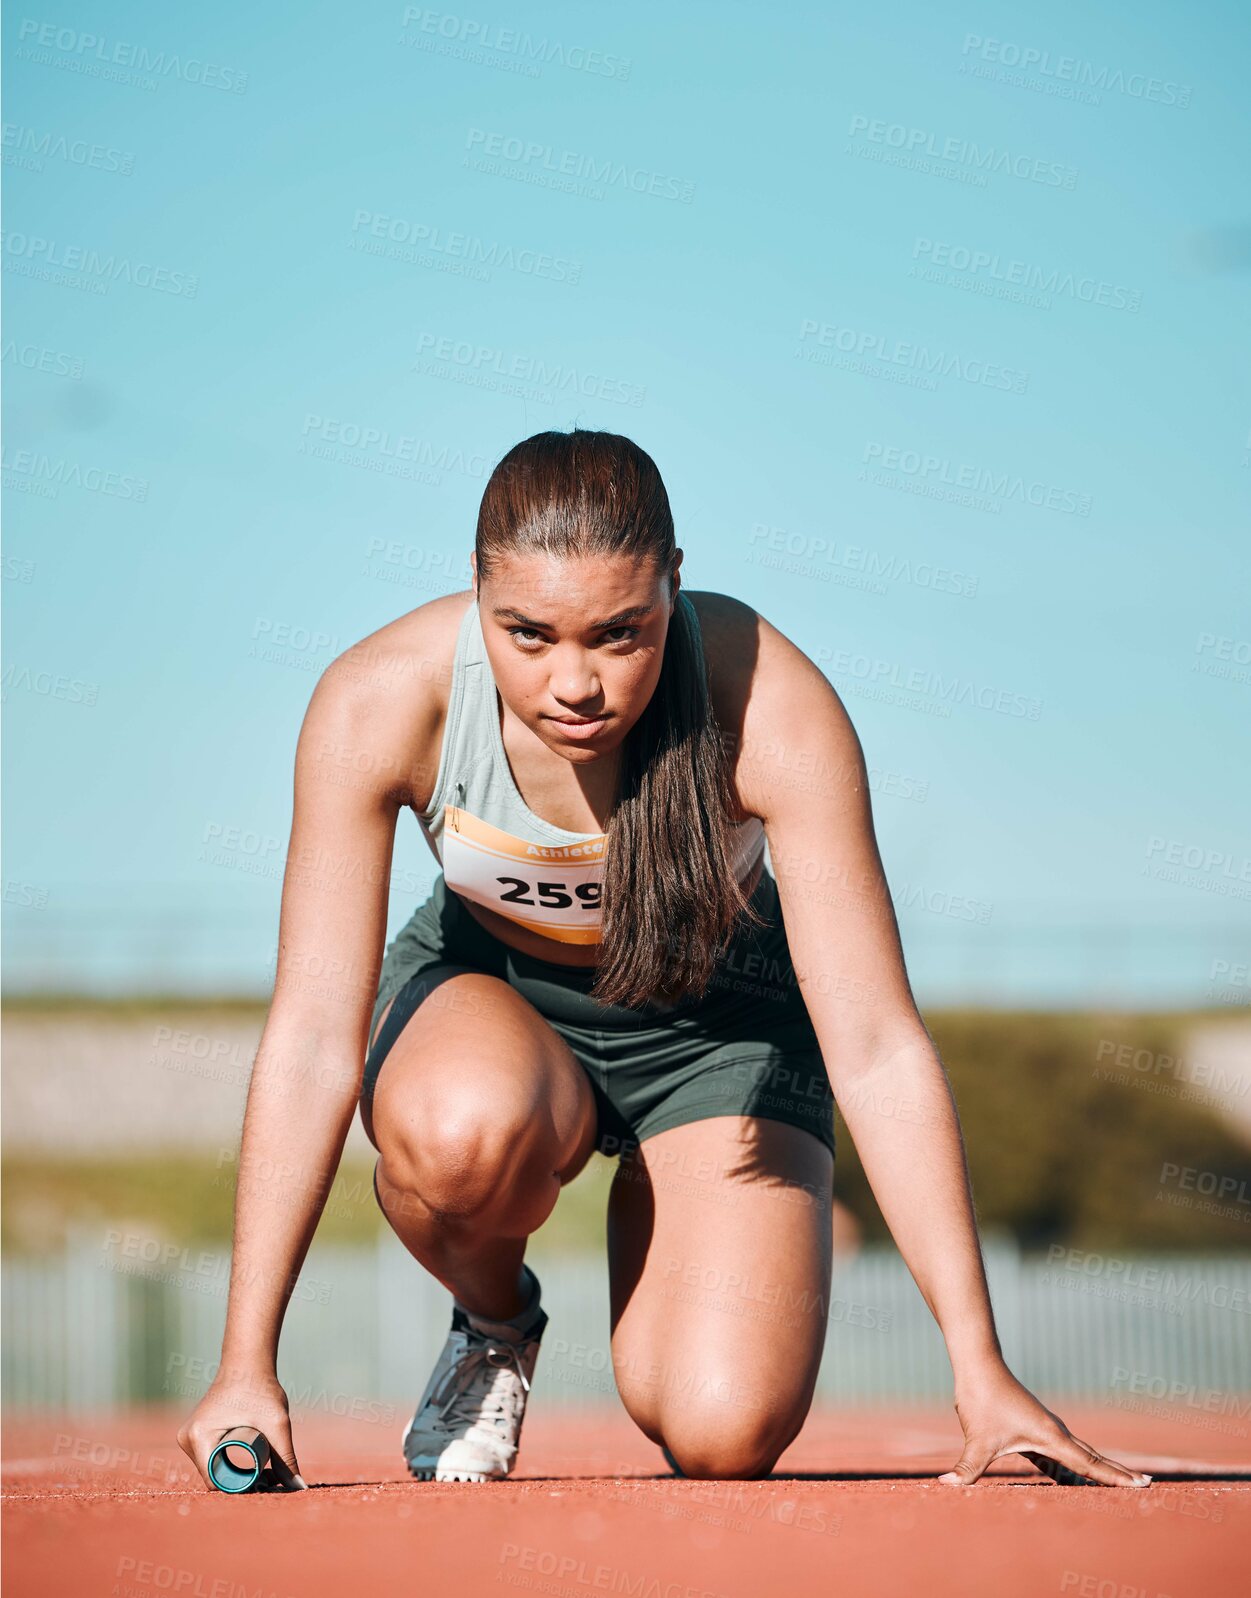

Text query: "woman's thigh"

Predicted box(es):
[360, 965, 601, 1196]
[606, 1115, 834, 1478]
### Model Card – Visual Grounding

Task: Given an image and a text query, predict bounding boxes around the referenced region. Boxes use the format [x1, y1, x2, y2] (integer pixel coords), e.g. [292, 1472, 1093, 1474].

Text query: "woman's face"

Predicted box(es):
[472, 549, 680, 762]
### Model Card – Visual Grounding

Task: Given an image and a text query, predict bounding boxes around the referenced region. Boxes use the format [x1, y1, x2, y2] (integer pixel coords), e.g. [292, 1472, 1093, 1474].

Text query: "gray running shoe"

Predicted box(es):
[402, 1297, 547, 1483]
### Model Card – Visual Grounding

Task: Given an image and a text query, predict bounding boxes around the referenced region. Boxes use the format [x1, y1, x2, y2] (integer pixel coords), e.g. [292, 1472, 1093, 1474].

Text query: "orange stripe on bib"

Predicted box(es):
[442, 804, 607, 945]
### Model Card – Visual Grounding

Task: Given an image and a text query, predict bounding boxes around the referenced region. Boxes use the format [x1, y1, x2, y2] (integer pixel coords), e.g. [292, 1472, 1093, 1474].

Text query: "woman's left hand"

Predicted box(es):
[939, 1363, 1152, 1487]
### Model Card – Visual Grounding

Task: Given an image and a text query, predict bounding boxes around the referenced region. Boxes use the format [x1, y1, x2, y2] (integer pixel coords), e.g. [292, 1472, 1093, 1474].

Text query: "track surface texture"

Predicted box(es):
[4, 1404, 1248, 1597]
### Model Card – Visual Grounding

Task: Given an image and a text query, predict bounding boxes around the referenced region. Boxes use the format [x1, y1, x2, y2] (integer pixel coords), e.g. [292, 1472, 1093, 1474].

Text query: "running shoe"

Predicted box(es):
[402, 1283, 547, 1483]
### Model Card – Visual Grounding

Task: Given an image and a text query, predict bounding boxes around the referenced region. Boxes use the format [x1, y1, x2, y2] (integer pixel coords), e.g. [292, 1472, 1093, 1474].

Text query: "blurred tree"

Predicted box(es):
[831, 1011, 1251, 1251]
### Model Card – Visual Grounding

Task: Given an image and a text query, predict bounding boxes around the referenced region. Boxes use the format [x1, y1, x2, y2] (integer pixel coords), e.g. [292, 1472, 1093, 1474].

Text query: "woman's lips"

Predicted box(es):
[548, 715, 610, 741]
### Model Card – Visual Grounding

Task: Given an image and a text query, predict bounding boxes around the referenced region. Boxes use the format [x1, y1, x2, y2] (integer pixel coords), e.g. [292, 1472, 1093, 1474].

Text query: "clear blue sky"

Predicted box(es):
[3, 0, 1248, 1005]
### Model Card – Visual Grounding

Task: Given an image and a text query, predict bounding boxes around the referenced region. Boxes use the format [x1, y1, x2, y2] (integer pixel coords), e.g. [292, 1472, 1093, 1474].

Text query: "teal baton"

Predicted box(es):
[207, 1427, 280, 1493]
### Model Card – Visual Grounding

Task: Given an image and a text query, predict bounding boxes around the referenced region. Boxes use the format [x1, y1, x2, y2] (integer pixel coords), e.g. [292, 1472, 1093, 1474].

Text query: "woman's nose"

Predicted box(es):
[552, 654, 601, 703]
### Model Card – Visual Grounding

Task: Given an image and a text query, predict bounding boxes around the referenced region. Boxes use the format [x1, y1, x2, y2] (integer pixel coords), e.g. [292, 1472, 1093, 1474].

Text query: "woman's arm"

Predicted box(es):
[725, 605, 1150, 1488]
[177, 644, 414, 1486]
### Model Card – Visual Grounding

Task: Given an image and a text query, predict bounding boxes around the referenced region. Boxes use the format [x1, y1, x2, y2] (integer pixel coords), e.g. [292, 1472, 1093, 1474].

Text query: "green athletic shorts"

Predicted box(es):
[362, 867, 835, 1163]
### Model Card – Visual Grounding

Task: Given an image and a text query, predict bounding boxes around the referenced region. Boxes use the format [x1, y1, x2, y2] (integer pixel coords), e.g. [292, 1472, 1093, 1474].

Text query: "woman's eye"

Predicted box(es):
[507, 626, 638, 648]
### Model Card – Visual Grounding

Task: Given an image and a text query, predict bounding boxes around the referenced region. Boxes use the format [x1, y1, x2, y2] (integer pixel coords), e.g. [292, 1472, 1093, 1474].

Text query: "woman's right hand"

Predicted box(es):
[176, 1366, 307, 1491]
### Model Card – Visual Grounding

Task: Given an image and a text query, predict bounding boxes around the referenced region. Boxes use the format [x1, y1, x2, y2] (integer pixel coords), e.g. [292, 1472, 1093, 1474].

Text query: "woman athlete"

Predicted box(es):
[177, 428, 1151, 1491]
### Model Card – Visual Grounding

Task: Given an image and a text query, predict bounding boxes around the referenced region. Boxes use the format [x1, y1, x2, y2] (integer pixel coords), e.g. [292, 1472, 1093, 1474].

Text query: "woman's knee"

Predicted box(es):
[376, 1073, 559, 1222]
[615, 1344, 808, 1479]
[660, 1403, 800, 1480]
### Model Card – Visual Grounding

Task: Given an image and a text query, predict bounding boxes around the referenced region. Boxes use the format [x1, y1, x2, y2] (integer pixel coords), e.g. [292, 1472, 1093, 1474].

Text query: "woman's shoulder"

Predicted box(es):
[686, 586, 832, 697]
[313, 589, 476, 811]
[329, 586, 474, 703]
[685, 588, 850, 824]
[683, 587, 788, 727]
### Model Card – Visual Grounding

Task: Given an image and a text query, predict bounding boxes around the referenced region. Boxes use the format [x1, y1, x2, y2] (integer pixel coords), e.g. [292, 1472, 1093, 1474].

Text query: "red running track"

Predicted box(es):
[3, 1403, 1248, 1598]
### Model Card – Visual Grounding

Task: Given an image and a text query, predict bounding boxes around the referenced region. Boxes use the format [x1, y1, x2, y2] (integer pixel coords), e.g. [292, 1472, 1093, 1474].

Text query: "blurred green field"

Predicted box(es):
[0, 1148, 619, 1259]
[2, 1151, 364, 1252]
[3, 1004, 1249, 1258]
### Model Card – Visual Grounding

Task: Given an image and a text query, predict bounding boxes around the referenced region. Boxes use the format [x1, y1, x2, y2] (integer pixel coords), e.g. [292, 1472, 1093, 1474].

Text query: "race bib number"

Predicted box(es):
[441, 804, 606, 945]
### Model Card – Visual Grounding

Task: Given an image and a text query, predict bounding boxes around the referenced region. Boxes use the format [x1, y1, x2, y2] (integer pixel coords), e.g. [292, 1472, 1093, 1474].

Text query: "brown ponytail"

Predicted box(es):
[474, 427, 764, 1008]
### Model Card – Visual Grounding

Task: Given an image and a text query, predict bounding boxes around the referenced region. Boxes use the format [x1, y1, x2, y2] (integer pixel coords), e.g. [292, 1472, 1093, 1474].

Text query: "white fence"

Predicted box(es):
[3, 1229, 1248, 1415]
